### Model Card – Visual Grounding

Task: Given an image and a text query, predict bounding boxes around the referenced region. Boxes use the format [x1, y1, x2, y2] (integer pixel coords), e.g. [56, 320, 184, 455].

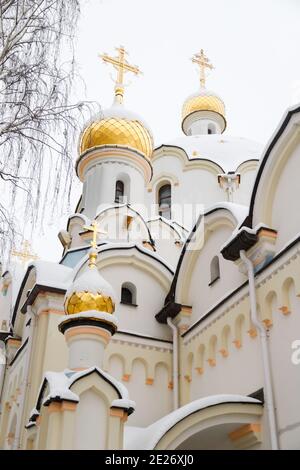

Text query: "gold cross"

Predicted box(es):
[191, 49, 214, 88]
[83, 220, 107, 249]
[11, 240, 38, 266]
[100, 46, 142, 103]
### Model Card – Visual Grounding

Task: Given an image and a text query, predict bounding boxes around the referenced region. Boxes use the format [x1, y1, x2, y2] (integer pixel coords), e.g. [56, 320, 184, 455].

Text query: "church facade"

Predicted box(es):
[0, 47, 300, 450]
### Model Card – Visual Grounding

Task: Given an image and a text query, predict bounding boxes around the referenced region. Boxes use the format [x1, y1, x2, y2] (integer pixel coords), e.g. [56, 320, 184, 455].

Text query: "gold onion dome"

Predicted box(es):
[182, 49, 226, 133]
[79, 103, 154, 159]
[182, 88, 226, 121]
[64, 248, 116, 315]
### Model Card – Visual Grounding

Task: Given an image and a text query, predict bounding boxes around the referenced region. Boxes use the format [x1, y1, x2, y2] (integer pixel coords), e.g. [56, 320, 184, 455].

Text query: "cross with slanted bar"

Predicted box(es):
[191, 49, 214, 88]
[100, 46, 141, 102]
[83, 220, 107, 249]
[12, 240, 38, 266]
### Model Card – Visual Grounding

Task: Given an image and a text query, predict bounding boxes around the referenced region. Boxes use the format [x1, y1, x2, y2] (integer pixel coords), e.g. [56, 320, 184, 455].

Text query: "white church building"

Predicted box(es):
[0, 47, 300, 450]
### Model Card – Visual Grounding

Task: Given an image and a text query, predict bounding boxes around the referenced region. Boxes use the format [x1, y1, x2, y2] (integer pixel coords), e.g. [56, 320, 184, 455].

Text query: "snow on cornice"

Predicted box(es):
[125, 394, 261, 450]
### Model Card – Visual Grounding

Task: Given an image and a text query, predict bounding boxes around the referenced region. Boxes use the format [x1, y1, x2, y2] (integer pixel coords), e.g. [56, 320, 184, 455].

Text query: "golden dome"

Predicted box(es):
[80, 106, 154, 159]
[65, 291, 115, 315]
[64, 247, 116, 315]
[182, 89, 226, 121]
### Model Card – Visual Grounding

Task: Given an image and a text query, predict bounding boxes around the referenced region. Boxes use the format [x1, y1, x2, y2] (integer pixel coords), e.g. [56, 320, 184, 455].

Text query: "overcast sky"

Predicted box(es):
[25, 0, 300, 264]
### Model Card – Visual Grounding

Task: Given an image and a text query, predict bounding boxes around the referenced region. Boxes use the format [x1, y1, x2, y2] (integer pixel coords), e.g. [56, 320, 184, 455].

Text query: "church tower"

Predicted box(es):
[182, 49, 226, 136]
[76, 46, 154, 219]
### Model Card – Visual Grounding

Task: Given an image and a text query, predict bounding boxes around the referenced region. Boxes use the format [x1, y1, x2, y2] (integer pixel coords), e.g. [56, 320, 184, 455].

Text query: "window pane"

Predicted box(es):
[121, 287, 133, 304]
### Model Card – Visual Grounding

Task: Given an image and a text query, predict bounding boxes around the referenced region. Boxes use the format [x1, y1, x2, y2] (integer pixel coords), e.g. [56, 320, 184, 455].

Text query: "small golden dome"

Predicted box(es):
[182, 89, 226, 121]
[64, 247, 116, 315]
[65, 291, 115, 315]
[80, 106, 154, 159]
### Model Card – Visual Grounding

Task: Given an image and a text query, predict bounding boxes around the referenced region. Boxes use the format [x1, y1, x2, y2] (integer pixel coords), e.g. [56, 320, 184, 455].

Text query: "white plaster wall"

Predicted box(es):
[69, 221, 86, 249]
[74, 389, 108, 449]
[151, 155, 224, 229]
[83, 161, 146, 219]
[101, 263, 171, 340]
[233, 169, 257, 206]
[187, 227, 244, 323]
[189, 333, 263, 401]
[269, 284, 300, 449]
[270, 145, 300, 252]
[125, 359, 172, 427]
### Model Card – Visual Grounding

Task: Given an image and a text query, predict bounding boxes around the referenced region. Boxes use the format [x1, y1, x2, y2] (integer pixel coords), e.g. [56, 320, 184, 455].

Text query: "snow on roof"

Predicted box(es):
[146, 217, 187, 240]
[156, 135, 262, 173]
[124, 394, 262, 450]
[205, 201, 249, 225]
[43, 371, 79, 405]
[102, 103, 152, 134]
[31, 366, 135, 422]
[72, 242, 175, 277]
[28, 260, 73, 291]
[66, 250, 116, 302]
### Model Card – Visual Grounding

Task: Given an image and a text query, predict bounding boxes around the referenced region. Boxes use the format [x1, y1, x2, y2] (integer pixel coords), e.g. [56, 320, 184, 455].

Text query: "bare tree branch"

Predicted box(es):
[0, 0, 96, 260]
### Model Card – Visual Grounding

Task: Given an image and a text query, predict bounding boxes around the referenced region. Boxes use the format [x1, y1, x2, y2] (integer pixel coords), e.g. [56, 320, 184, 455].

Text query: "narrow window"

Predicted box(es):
[121, 283, 137, 306]
[158, 184, 171, 220]
[115, 180, 124, 203]
[208, 123, 216, 134]
[209, 256, 220, 285]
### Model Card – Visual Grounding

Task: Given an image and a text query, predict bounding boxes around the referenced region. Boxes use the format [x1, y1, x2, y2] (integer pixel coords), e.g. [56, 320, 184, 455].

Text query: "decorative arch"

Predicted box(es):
[147, 172, 179, 192]
[148, 396, 263, 450]
[249, 107, 300, 227]
[195, 344, 205, 375]
[210, 256, 220, 285]
[207, 335, 217, 367]
[185, 352, 194, 383]
[280, 277, 295, 315]
[233, 314, 245, 349]
[106, 353, 126, 381]
[152, 145, 224, 175]
[220, 325, 231, 357]
[154, 361, 171, 386]
[130, 357, 149, 382]
[175, 208, 241, 305]
[262, 291, 277, 328]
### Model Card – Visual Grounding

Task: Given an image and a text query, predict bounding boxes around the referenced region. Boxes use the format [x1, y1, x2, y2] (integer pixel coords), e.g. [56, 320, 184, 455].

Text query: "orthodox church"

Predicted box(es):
[0, 47, 300, 450]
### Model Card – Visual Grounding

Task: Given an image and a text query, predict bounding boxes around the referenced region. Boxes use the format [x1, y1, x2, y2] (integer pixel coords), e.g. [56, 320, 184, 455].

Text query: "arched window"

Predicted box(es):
[158, 184, 171, 220]
[208, 123, 216, 134]
[209, 256, 220, 285]
[121, 282, 137, 306]
[115, 180, 124, 203]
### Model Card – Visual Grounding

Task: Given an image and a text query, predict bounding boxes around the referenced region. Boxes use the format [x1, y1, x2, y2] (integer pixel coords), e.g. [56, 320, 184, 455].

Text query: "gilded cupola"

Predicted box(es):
[182, 49, 226, 135]
[79, 46, 153, 159]
[64, 221, 116, 316]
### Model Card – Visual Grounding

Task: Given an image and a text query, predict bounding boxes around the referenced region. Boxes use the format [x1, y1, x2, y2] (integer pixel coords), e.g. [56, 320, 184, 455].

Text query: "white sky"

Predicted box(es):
[23, 0, 300, 265]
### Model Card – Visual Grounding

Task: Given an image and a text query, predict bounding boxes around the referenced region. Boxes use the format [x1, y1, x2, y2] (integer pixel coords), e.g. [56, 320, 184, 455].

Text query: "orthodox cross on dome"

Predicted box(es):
[83, 220, 108, 269]
[191, 49, 214, 88]
[100, 46, 142, 103]
[11, 240, 38, 267]
[83, 220, 107, 249]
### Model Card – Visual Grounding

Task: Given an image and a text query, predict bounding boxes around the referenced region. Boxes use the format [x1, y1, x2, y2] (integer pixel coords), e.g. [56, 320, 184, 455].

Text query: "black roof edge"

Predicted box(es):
[21, 284, 66, 314]
[160, 205, 241, 312]
[11, 265, 35, 326]
[247, 105, 300, 227]
[155, 301, 181, 324]
[221, 226, 278, 262]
